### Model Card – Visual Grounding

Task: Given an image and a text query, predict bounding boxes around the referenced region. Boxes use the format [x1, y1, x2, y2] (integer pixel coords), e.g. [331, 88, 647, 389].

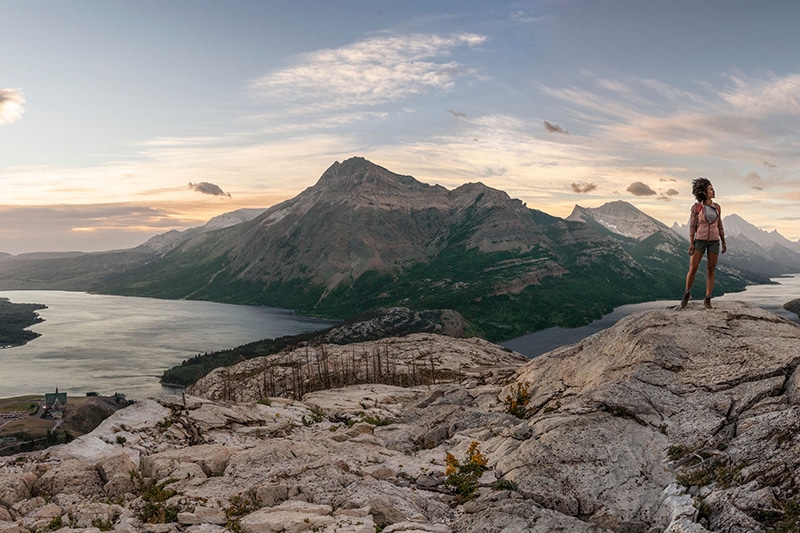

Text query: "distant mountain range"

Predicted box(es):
[1, 157, 798, 341]
[673, 213, 800, 277]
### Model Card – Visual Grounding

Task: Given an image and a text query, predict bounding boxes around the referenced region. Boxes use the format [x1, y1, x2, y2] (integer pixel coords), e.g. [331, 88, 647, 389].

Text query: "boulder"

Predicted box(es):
[0, 473, 31, 507]
[177, 506, 227, 525]
[141, 444, 231, 480]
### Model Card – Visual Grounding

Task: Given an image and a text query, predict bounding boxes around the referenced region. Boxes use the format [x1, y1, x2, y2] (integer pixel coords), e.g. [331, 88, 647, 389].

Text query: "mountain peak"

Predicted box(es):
[567, 200, 672, 241]
[315, 157, 432, 194]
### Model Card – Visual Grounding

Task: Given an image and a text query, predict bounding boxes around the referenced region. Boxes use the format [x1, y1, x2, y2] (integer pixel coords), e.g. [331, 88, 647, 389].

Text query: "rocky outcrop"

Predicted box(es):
[1, 301, 799, 532]
[160, 306, 468, 389]
[319, 308, 467, 344]
[785, 298, 800, 318]
[188, 332, 524, 403]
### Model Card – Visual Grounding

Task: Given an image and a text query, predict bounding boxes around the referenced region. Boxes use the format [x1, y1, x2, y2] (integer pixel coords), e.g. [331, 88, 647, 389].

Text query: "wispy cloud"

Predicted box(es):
[249, 33, 486, 113]
[511, 11, 544, 24]
[0, 203, 192, 253]
[744, 171, 766, 190]
[543, 72, 800, 169]
[722, 74, 800, 117]
[0, 88, 25, 125]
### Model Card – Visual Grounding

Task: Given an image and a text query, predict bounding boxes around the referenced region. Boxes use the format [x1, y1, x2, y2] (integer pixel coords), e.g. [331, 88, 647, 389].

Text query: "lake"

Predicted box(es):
[502, 273, 800, 358]
[2, 276, 799, 400]
[0, 291, 336, 399]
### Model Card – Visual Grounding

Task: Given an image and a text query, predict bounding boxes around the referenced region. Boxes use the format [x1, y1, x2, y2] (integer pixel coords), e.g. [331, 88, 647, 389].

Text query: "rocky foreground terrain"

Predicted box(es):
[2, 300, 800, 533]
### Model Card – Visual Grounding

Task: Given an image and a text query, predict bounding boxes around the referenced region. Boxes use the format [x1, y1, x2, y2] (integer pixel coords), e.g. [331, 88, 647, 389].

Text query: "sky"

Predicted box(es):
[2, 0, 800, 254]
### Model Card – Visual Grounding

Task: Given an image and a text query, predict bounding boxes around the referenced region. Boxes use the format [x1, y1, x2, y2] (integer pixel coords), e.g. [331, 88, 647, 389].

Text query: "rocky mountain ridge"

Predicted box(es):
[137, 208, 267, 256]
[568, 200, 677, 242]
[0, 157, 795, 341]
[93, 157, 671, 340]
[2, 300, 799, 532]
[672, 213, 800, 276]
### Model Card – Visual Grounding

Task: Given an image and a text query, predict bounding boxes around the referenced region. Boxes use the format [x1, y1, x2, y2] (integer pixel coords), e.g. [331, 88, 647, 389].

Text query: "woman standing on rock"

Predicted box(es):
[681, 177, 727, 309]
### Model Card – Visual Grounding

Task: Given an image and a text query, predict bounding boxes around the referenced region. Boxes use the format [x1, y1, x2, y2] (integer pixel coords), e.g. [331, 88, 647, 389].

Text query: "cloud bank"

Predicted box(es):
[0, 88, 25, 125]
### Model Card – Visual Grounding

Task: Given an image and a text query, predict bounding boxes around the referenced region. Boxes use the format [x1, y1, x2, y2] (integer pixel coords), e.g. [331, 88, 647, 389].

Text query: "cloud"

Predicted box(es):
[250, 33, 486, 113]
[626, 181, 657, 196]
[480, 166, 507, 177]
[543, 120, 569, 135]
[189, 182, 231, 198]
[744, 171, 766, 190]
[511, 11, 543, 24]
[571, 182, 597, 193]
[0, 203, 193, 254]
[723, 73, 800, 118]
[0, 88, 25, 125]
[657, 189, 679, 201]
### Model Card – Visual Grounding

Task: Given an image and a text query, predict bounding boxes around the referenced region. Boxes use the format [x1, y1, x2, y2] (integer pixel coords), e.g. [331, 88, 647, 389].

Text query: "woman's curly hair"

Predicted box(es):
[692, 177, 712, 203]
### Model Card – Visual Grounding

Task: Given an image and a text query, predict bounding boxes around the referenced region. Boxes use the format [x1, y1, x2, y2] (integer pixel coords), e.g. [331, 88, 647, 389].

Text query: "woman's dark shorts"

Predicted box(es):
[694, 239, 720, 255]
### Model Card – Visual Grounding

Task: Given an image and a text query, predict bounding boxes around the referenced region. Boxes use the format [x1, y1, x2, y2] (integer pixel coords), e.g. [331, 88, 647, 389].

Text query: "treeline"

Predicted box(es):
[160, 307, 456, 388]
[0, 298, 47, 347]
[161, 327, 338, 388]
[213, 343, 460, 403]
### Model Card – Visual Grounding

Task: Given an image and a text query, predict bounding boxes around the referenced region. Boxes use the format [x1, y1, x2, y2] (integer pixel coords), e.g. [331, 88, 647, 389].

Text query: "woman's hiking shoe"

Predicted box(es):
[680, 291, 691, 308]
[704, 297, 713, 309]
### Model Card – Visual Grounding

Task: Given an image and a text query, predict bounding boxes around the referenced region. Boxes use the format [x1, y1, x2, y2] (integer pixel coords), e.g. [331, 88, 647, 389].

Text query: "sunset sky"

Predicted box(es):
[2, 0, 800, 254]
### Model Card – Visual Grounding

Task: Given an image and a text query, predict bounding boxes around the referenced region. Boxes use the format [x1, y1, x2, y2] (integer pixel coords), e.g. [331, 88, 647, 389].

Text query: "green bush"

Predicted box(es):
[130, 470, 180, 524]
[503, 382, 530, 418]
[444, 441, 488, 503]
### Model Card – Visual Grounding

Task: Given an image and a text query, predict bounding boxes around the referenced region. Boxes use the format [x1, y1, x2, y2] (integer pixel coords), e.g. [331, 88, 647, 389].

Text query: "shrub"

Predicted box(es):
[492, 478, 518, 491]
[359, 414, 394, 427]
[755, 499, 800, 532]
[130, 470, 180, 524]
[444, 441, 488, 503]
[503, 382, 530, 418]
[225, 493, 258, 533]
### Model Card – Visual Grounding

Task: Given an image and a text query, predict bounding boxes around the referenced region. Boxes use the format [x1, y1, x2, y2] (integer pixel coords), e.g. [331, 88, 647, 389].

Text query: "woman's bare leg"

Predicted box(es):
[685, 250, 705, 292]
[705, 252, 719, 297]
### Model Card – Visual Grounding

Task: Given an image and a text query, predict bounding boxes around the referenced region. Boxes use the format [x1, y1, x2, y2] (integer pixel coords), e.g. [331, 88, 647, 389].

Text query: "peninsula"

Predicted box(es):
[0, 298, 46, 347]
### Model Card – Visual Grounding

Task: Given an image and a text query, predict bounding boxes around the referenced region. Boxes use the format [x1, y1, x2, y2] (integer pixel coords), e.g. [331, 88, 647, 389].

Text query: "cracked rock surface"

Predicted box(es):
[1, 301, 799, 532]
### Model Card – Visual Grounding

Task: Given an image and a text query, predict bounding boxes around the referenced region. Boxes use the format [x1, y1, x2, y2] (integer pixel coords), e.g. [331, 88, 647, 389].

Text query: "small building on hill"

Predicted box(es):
[45, 388, 67, 407]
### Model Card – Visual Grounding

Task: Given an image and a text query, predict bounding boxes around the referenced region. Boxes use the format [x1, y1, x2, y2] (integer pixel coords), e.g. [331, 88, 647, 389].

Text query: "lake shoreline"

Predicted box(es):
[503, 274, 800, 358]
[0, 290, 337, 400]
[3, 275, 798, 399]
[0, 297, 47, 348]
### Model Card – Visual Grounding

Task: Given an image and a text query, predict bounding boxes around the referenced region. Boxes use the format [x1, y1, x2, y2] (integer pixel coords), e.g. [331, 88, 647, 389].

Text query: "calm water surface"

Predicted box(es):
[503, 274, 800, 358]
[0, 291, 336, 399]
[3, 276, 799, 399]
